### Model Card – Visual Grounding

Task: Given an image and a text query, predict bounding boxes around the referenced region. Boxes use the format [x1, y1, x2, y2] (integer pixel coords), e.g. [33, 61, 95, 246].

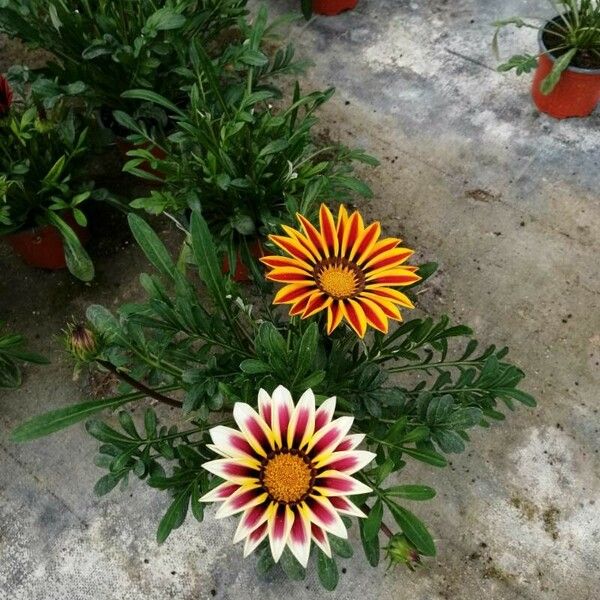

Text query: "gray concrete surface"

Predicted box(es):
[1, 0, 599, 598]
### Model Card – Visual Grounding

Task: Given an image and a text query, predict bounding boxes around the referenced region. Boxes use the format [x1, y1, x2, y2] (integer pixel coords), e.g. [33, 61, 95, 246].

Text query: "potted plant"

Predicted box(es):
[0, 76, 112, 281]
[0, 322, 48, 388]
[116, 11, 376, 280]
[12, 208, 535, 590]
[301, 0, 359, 18]
[0, 0, 250, 157]
[493, 0, 600, 118]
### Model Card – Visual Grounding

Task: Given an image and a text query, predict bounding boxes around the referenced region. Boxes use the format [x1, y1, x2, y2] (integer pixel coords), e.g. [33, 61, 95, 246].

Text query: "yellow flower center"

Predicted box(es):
[261, 451, 313, 504]
[314, 258, 365, 300]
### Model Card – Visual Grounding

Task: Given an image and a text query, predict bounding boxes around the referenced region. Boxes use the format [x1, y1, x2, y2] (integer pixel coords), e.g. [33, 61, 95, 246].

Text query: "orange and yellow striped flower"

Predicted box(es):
[261, 204, 420, 338]
[200, 386, 375, 567]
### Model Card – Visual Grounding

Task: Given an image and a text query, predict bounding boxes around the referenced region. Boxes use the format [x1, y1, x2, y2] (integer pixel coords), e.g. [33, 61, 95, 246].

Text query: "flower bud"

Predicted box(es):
[65, 323, 99, 363]
[385, 534, 422, 571]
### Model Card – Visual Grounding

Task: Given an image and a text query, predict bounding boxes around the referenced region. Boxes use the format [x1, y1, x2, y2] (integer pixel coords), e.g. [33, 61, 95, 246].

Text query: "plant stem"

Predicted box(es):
[97, 359, 182, 408]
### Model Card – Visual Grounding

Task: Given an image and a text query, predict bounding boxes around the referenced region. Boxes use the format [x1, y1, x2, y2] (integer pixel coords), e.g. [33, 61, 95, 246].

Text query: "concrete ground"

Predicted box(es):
[1, 0, 599, 598]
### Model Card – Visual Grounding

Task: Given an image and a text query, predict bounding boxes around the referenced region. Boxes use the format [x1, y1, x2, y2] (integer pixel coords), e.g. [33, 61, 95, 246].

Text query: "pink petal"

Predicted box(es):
[306, 416, 354, 462]
[209, 425, 256, 459]
[201, 458, 261, 483]
[314, 396, 336, 430]
[286, 505, 311, 568]
[271, 385, 294, 449]
[234, 501, 275, 543]
[243, 521, 269, 557]
[335, 433, 365, 452]
[313, 470, 372, 497]
[329, 496, 367, 518]
[216, 485, 268, 519]
[199, 481, 240, 503]
[314, 450, 376, 474]
[268, 503, 294, 562]
[233, 402, 275, 457]
[310, 523, 332, 557]
[304, 495, 347, 539]
[287, 388, 316, 450]
[257, 389, 272, 426]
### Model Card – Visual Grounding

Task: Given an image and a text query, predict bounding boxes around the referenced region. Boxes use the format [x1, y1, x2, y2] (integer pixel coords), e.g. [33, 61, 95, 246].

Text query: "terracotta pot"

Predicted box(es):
[532, 26, 600, 119]
[221, 240, 264, 283]
[115, 138, 167, 179]
[312, 0, 358, 16]
[5, 213, 90, 270]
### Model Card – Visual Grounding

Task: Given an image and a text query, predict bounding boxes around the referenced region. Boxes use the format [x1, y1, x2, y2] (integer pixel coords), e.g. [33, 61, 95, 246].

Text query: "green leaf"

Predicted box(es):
[157, 487, 191, 544]
[190, 211, 230, 318]
[122, 89, 186, 117]
[240, 359, 271, 374]
[10, 389, 162, 442]
[145, 7, 186, 32]
[384, 485, 436, 501]
[45, 210, 93, 281]
[359, 519, 380, 567]
[399, 446, 447, 467]
[316, 549, 338, 591]
[128, 213, 175, 278]
[540, 48, 577, 95]
[93, 473, 121, 497]
[386, 501, 436, 556]
[330, 535, 353, 558]
[362, 499, 383, 541]
[190, 481, 204, 523]
[280, 548, 306, 581]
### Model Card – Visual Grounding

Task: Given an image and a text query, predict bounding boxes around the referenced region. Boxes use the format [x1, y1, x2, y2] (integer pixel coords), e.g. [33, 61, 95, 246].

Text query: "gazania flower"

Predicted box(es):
[261, 204, 420, 338]
[0, 75, 13, 117]
[200, 386, 375, 567]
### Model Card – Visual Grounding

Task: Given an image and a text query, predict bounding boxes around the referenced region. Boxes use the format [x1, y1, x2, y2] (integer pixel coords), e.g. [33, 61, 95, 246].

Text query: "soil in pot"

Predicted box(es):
[313, 0, 358, 17]
[5, 212, 90, 271]
[532, 18, 600, 118]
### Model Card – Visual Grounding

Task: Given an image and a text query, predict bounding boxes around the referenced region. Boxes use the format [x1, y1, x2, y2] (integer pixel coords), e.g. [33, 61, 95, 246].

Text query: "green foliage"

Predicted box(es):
[118, 9, 376, 264]
[0, 89, 113, 280]
[12, 213, 535, 588]
[0, 0, 249, 110]
[493, 1, 600, 93]
[0, 322, 48, 389]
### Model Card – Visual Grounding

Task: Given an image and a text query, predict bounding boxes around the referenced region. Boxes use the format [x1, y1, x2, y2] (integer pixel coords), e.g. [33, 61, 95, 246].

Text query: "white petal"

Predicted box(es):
[268, 503, 294, 562]
[243, 521, 269, 557]
[233, 402, 275, 457]
[271, 385, 294, 448]
[286, 505, 311, 568]
[314, 396, 336, 430]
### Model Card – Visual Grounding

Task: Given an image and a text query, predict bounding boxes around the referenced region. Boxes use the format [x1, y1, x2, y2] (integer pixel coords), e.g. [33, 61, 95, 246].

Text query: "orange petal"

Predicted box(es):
[270, 235, 317, 264]
[326, 300, 344, 335]
[297, 213, 328, 258]
[260, 255, 312, 272]
[302, 291, 333, 319]
[357, 297, 389, 333]
[363, 286, 415, 309]
[273, 283, 315, 305]
[341, 211, 364, 259]
[342, 298, 367, 338]
[266, 267, 315, 283]
[281, 225, 322, 262]
[351, 221, 380, 264]
[319, 204, 338, 257]
[357, 237, 399, 265]
[359, 291, 402, 319]
[366, 268, 421, 286]
[363, 247, 414, 272]
[289, 294, 312, 316]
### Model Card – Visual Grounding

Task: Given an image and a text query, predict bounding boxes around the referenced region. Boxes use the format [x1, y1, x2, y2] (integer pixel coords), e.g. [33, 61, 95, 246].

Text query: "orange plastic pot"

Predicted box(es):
[5, 213, 90, 270]
[532, 28, 600, 119]
[221, 240, 264, 283]
[115, 138, 167, 178]
[312, 0, 358, 16]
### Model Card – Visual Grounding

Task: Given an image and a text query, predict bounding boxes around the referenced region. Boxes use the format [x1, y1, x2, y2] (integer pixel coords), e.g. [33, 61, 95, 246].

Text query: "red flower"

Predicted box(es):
[0, 75, 13, 117]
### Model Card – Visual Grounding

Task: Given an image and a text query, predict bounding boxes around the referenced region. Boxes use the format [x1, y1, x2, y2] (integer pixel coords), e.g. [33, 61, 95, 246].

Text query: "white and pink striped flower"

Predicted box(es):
[200, 386, 376, 567]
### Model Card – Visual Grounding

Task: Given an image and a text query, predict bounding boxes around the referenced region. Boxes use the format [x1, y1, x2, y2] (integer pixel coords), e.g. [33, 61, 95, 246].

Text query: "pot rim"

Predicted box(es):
[539, 19, 600, 75]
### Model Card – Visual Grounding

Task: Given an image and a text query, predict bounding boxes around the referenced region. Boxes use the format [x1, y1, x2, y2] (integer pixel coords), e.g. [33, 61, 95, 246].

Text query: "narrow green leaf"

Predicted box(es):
[317, 549, 339, 591]
[384, 485, 436, 501]
[157, 487, 191, 544]
[386, 501, 436, 556]
[10, 388, 170, 442]
[128, 213, 175, 278]
[362, 499, 383, 541]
